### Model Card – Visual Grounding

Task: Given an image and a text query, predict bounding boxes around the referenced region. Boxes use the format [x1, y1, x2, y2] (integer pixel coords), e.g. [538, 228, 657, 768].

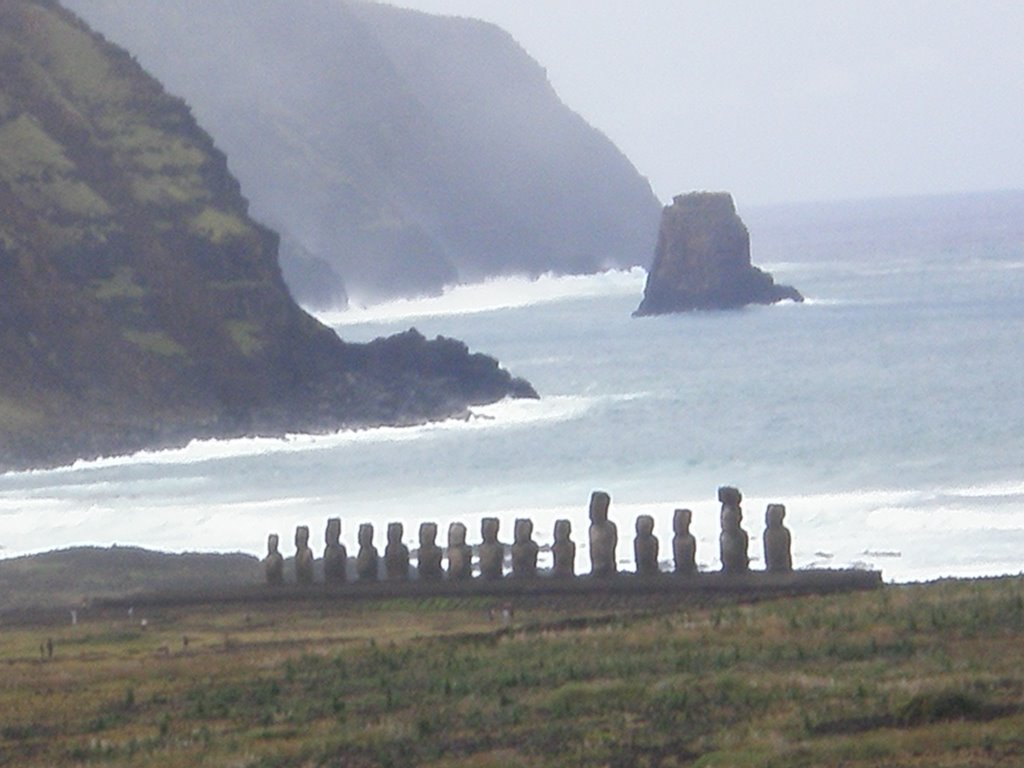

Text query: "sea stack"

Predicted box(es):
[634, 192, 802, 315]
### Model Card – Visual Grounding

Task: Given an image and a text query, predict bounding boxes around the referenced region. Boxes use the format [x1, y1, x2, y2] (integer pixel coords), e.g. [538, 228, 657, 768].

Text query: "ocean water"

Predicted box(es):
[2, 191, 1023, 583]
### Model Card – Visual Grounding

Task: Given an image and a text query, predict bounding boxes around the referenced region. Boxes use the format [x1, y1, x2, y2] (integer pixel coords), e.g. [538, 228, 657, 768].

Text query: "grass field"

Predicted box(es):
[1, 577, 1022, 767]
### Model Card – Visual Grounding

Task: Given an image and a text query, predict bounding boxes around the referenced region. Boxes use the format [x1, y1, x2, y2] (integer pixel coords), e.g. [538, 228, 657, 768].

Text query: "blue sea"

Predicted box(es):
[2, 190, 1023, 583]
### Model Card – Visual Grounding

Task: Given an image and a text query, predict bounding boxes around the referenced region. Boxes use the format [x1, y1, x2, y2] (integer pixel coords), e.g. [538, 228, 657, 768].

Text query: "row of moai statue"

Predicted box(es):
[262, 487, 793, 585]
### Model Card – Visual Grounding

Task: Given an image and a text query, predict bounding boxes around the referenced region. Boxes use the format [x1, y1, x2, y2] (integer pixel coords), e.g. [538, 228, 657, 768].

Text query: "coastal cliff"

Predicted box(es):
[0, 0, 534, 471]
[635, 193, 803, 315]
[61, 0, 661, 303]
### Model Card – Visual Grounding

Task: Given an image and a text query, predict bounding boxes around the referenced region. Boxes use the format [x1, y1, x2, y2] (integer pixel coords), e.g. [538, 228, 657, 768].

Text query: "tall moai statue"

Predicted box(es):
[588, 490, 618, 577]
[763, 503, 793, 573]
[263, 533, 284, 585]
[447, 522, 473, 581]
[478, 517, 505, 580]
[417, 522, 444, 581]
[294, 525, 315, 584]
[718, 486, 749, 574]
[672, 508, 698, 576]
[551, 519, 576, 577]
[633, 514, 660, 577]
[511, 518, 540, 578]
[385, 522, 410, 581]
[323, 518, 348, 583]
[356, 523, 379, 582]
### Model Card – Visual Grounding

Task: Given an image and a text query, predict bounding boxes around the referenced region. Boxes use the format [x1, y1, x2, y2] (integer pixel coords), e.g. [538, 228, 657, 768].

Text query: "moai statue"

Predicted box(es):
[446, 522, 473, 581]
[323, 518, 347, 583]
[511, 518, 540, 578]
[294, 525, 315, 584]
[356, 523, 379, 582]
[478, 517, 505, 580]
[551, 519, 576, 577]
[633, 514, 660, 577]
[763, 504, 793, 573]
[718, 486, 743, 526]
[672, 508, 698, 576]
[718, 487, 749, 574]
[417, 522, 444, 581]
[263, 533, 284, 585]
[385, 522, 410, 581]
[588, 490, 618, 577]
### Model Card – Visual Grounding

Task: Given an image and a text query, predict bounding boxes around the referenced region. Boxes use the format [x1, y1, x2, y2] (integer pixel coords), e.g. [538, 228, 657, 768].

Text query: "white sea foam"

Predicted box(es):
[315, 268, 647, 326]
[0, 394, 606, 479]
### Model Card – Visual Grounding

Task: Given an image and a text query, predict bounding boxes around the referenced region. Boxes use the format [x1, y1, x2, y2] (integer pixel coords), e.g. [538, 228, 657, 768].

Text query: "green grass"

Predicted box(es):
[1, 577, 1022, 766]
[226, 320, 264, 356]
[0, 114, 112, 218]
[92, 267, 146, 301]
[189, 207, 251, 243]
[121, 330, 187, 358]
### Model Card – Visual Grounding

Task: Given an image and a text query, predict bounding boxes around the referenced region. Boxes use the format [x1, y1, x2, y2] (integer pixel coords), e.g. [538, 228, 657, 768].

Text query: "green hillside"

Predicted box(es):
[0, 0, 533, 470]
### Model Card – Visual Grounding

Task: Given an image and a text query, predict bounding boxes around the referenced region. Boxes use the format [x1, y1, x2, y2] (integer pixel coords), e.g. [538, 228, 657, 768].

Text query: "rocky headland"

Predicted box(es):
[0, 1, 534, 471]
[634, 192, 803, 315]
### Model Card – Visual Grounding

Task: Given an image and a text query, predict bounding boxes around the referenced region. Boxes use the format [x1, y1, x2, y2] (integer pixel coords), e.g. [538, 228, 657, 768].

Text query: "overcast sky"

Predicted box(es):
[385, 0, 1023, 207]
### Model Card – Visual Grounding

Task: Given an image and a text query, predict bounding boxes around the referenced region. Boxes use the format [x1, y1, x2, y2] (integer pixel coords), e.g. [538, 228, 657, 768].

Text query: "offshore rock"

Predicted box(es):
[635, 192, 803, 315]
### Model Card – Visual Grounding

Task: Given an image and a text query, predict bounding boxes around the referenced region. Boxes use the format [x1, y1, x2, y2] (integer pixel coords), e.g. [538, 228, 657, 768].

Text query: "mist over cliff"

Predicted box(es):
[0, 0, 534, 470]
[61, 0, 661, 304]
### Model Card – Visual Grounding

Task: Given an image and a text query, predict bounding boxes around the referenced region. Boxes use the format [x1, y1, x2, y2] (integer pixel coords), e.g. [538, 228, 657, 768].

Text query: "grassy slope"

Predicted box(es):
[0, 577, 1021, 766]
[0, 0, 533, 470]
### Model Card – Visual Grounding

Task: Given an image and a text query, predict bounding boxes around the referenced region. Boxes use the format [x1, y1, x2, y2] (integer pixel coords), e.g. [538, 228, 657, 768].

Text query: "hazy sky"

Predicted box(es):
[384, 0, 1023, 206]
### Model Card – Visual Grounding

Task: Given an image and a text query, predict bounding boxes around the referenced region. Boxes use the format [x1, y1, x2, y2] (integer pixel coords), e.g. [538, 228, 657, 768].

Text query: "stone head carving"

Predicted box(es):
[551, 519, 576, 577]
[388, 522, 404, 545]
[264, 533, 284, 586]
[514, 518, 533, 543]
[589, 491, 611, 525]
[448, 522, 467, 547]
[719, 503, 749, 575]
[385, 522, 410, 581]
[672, 509, 697, 576]
[478, 517, 505, 580]
[718, 486, 742, 507]
[323, 518, 347, 583]
[588, 490, 618, 577]
[325, 517, 341, 546]
[359, 523, 374, 547]
[633, 515, 659, 577]
[356, 523, 378, 582]
[511, 517, 539, 578]
[673, 508, 692, 534]
[295, 525, 310, 550]
[763, 503, 793, 573]
[417, 522, 443, 580]
[446, 522, 472, 581]
[294, 525, 314, 585]
[420, 522, 438, 547]
[554, 519, 571, 542]
[481, 517, 500, 543]
[766, 504, 785, 528]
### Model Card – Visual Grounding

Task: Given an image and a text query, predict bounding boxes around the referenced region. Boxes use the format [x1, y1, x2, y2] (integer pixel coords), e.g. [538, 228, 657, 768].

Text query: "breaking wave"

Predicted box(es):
[0, 394, 608, 479]
[315, 268, 647, 326]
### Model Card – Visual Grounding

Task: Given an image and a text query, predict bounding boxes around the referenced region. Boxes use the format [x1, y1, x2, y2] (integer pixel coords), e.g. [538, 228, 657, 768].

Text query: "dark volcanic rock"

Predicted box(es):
[634, 193, 802, 315]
